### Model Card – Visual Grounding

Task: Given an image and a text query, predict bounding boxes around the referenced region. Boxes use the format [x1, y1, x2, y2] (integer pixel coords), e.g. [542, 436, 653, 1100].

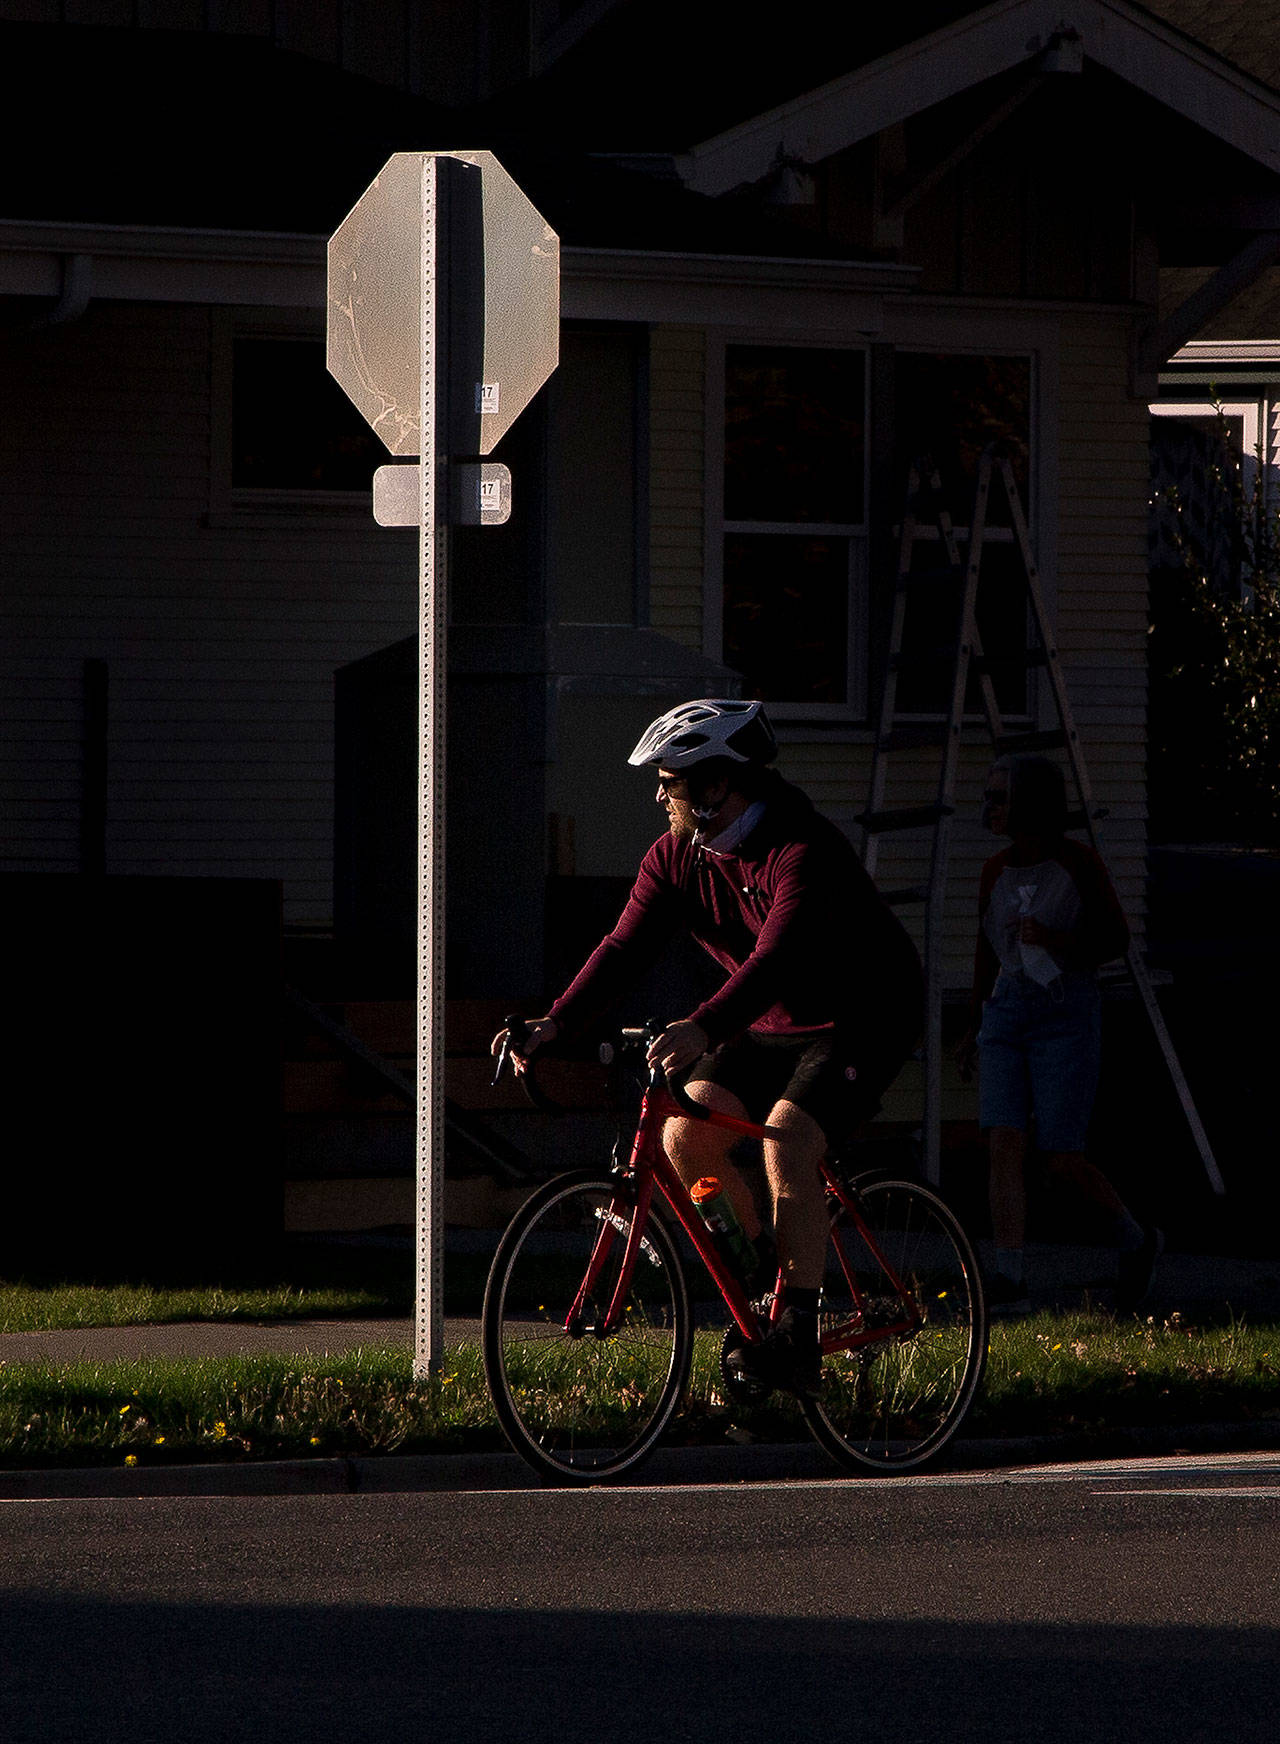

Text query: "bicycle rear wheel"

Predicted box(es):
[801, 1175, 986, 1473]
[482, 1170, 692, 1482]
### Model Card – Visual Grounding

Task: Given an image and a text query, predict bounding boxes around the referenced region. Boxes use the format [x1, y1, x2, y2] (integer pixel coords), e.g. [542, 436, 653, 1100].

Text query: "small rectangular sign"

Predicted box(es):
[476, 382, 500, 415]
[372, 463, 511, 527]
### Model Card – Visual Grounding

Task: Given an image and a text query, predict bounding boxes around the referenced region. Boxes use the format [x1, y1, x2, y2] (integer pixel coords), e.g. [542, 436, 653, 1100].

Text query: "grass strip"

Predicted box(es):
[0, 1283, 398, 1334]
[2, 1312, 1280, 1470]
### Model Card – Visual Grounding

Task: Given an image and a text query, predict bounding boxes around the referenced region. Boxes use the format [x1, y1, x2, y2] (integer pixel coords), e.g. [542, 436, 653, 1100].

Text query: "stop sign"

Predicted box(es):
[327, 150, 559, 458]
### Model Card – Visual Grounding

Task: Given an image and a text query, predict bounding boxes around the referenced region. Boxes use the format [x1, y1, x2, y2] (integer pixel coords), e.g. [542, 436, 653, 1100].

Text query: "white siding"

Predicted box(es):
[0, 301, 416, 925]
[647, 325, 705, 645]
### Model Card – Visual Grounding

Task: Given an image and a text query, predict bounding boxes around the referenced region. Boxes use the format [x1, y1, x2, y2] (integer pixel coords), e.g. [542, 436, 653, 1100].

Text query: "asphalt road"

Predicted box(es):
[4, 1450, 1280, 1743]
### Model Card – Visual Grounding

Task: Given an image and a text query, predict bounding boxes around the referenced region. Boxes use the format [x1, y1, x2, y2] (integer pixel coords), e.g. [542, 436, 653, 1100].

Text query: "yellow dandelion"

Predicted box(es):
[309, 1435, 322, 1446]
[154, 1436, 165, 1446]
[124, 1455, 138, 1467]
[118, 1404, 131, 1415]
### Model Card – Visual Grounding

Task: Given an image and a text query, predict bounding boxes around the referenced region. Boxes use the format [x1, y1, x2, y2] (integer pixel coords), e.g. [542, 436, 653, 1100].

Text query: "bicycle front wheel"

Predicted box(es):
[801, 1176, 986, 1473]
[482, 1170, 692, 1482]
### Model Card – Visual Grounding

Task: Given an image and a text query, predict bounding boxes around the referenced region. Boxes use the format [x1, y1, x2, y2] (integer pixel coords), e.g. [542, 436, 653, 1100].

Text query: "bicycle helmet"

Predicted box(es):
[627, 698, 777, 771]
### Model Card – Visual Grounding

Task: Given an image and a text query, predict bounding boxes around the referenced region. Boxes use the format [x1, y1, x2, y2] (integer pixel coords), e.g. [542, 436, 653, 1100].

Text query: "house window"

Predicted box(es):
[719, 343, 869, 715]
[230, 335, 383, 495]
[1149, 399, 1269, 596]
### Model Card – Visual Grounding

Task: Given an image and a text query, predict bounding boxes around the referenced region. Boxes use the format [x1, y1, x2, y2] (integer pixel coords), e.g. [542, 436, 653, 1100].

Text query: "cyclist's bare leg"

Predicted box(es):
[763, 1099, 829, 1290]
[662, 1082, 763, 1240]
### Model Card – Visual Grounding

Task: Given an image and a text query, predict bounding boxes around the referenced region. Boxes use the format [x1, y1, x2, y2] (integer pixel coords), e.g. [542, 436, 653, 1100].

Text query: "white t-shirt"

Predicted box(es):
[983, 858, 1083, 982]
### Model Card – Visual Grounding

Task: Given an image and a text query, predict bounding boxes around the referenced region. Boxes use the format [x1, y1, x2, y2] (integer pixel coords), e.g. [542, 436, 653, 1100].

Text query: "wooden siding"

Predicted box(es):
[0, 301, 416, 926]
[647, 325, 705, 646]
[1054, 310, 1150, 934]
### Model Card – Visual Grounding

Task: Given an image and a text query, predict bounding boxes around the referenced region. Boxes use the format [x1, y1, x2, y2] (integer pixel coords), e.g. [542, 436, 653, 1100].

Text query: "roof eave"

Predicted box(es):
[679, 0, 1280, 196]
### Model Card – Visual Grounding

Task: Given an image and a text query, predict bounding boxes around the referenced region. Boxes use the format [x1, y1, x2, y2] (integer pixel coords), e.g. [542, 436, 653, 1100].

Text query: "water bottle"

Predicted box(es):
[691, 1177, 758, 1281]
[1016, 883, 1060, 987]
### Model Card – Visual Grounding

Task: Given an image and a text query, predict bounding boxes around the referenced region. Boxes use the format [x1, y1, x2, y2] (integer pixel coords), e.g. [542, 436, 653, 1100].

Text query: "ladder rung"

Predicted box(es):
[889, 647, 957, 670]
[857, 804, 953, 834]
[973, 648, 1050, 673]
[881, 885, 929, 906]
[993, 729, 1068, 755]
[878, 724, 952, 752]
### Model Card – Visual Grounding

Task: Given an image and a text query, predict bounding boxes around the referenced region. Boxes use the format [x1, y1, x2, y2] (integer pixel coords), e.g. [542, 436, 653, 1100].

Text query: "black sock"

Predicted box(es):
[779, 1286, 820, 1315]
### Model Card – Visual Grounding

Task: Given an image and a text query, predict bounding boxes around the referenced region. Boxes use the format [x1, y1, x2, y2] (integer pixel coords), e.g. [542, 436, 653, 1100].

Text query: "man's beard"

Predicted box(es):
[665, 796, 699, 839]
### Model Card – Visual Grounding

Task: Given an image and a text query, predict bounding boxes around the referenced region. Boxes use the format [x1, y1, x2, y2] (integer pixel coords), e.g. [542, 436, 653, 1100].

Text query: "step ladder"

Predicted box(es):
[859, 448, 1223, 1195]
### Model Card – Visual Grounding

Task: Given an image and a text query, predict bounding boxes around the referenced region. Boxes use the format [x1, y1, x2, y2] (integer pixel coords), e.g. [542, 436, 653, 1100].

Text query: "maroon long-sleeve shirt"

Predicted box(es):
[549, 779, 922, 1046]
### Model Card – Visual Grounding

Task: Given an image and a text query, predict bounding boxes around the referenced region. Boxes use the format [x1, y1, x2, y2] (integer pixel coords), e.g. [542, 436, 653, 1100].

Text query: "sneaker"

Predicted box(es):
[986, 1271, 1032, 1319]
[1115, 1226, 1164, 1315]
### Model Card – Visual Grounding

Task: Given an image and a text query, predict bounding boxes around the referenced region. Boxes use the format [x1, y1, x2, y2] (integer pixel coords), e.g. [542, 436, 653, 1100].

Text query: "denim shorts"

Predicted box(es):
[977, 971, 1102, 1151]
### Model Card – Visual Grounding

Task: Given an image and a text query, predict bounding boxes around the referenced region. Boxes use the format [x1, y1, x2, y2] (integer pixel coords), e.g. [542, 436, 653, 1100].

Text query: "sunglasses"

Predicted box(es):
[656, 774, 689, 795]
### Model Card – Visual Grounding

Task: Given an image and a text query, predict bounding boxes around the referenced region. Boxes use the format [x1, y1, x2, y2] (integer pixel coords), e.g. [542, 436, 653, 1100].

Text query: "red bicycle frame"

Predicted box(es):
[566, 1078, 924, 1356]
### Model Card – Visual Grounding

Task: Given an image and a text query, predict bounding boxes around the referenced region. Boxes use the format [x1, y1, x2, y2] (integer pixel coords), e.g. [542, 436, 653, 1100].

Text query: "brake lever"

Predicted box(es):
[491, 1014, 531, 1089]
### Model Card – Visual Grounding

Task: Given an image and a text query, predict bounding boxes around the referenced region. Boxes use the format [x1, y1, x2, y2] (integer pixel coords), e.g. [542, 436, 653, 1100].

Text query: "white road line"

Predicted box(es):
[489, 1451, 1280, 1499]
[1094, 1486, 1280, 1499]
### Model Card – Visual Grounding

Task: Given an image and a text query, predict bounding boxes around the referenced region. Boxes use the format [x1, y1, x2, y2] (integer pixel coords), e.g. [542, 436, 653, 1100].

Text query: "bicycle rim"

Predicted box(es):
[482, 1171, 692, 1482]
[801, 1177, 987, 1473]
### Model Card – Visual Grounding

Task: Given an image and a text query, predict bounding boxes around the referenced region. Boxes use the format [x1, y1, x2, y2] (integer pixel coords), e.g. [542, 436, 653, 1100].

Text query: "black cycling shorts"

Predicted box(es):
[685, 1028, 912, 1147]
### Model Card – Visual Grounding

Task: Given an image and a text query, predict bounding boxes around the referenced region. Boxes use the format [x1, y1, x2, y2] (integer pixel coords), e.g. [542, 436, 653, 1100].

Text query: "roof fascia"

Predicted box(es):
[0, 222, 918, 328]
[679, 0, 1280, 195]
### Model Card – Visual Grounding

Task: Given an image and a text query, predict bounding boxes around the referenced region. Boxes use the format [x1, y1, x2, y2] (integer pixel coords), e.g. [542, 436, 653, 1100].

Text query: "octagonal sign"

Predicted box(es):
[327, 150, 559, 458]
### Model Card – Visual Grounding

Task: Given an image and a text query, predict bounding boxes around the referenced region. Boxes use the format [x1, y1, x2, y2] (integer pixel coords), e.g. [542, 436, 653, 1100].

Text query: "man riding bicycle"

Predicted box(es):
[493, 697, 923, 1398]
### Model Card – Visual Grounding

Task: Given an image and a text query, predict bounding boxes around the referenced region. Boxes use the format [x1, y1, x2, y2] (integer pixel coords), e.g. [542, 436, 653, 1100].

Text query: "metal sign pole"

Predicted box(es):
[327, 149, 558, 1382]
[415, 153, 446, 1377]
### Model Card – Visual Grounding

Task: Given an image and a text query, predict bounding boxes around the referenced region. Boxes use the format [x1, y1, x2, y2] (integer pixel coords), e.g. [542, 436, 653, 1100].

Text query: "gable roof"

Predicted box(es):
[678, 0, 1280, 195]
[1146, 2, 1280, 93]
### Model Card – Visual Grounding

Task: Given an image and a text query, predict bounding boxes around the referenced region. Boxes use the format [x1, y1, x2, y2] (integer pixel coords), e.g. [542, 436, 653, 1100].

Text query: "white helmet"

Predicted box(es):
[628, 698, 777, 771]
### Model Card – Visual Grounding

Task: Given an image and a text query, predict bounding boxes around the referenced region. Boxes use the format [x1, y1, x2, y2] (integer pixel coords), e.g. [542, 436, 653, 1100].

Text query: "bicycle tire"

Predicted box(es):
[800, 1175, 987, 1473]
[482, 1170, 692, 1482]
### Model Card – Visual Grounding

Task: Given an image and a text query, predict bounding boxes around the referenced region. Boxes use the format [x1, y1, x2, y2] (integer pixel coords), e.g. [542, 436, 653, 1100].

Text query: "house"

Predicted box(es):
[4, 2, 1279, 1255]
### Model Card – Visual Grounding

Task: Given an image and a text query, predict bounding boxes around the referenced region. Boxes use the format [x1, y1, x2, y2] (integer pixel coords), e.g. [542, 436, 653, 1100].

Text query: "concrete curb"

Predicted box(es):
[3, 1418, 1280, 1499]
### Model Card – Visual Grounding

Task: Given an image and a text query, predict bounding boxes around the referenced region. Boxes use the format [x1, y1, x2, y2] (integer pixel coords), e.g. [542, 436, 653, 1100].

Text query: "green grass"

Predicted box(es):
[2, 1311, 1279, 1470]
[968, 1310, 1280, 1440]
[0, 1282, 397, 1334]
[0, 1252, 498, 1333]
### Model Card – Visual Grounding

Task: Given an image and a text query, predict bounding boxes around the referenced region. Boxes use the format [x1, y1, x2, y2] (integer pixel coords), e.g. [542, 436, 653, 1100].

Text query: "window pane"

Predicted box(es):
[895, 539, 1028, 717]
[723, 534, 848, 704]
[232, 337, 382, 490]
[725, 346, 865, 523]
[891, 353, 1032, 715]
[892, 352, 1031, 508]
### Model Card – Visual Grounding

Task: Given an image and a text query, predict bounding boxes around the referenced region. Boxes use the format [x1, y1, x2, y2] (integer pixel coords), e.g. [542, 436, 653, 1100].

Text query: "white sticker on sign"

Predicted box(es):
[476, 382, 500, 414]
[479, 479, 499, 513]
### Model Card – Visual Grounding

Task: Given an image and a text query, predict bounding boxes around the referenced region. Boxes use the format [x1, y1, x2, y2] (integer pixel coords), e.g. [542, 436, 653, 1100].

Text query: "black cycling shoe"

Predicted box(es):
[767, 1306, 824, 1400]
[724, 1308, 823, 1404]
[722, 1333, 774, 1406]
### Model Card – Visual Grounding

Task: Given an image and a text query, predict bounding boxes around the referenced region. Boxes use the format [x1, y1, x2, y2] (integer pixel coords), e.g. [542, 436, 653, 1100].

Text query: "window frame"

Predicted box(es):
[208, 309, 382, 527]
[705, 331, 872, 722]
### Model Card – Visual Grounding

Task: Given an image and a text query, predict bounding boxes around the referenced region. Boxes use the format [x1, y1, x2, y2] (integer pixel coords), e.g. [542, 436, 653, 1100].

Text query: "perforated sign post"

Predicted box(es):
[328, 152, 559, 1376]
